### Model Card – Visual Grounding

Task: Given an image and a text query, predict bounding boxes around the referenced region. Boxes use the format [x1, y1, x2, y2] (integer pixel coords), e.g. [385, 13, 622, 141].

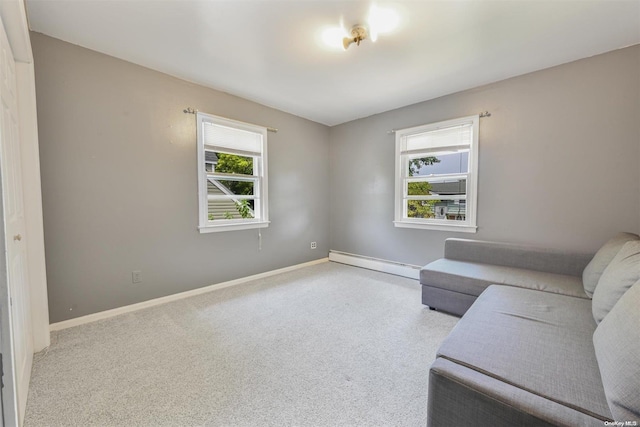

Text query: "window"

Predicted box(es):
[196, 112, 269, 233]
[394, 115, 479, 233]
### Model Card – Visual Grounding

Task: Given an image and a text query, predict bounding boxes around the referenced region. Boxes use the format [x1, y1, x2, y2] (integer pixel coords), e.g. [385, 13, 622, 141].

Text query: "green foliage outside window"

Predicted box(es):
[409, 157, 440, 176]
[215, 153, 254, 199]
[407, 156, 439, 218]
[215, 153, 256, 216]
[235, 200, 252, 218]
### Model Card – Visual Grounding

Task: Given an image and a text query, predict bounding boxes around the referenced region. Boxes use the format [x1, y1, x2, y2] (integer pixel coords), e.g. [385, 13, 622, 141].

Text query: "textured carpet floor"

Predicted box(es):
[25, 262, 458, 426]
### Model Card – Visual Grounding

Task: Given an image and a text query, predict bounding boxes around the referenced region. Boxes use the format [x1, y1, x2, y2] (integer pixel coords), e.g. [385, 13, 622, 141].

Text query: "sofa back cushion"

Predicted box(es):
[582, 232, 639, 297]
[593, 279, 640, 421]
[592, 240, 640, 324]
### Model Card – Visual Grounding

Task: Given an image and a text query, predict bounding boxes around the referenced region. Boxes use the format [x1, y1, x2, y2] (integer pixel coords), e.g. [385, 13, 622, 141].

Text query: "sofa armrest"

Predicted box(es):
[444, 238, 594, 277]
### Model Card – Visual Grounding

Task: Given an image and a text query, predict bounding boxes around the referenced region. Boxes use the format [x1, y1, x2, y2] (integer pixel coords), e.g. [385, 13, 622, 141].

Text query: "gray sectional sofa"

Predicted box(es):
[421, 238, 595, 316]
[421, 233, 640, 426]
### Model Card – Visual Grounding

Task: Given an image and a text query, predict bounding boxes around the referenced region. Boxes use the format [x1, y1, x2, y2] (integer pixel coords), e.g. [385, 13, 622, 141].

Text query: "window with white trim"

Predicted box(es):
[197, 112, 269, 233]
[394, 115, 479, 233]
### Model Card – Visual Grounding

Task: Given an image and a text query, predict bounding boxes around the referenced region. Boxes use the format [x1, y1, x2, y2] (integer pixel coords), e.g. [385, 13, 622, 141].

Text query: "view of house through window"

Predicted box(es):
[197, 113, 269, 233]
[407, 151, 469, 221]
[206, 152, 256, 220]
[394, 115, 479, 233]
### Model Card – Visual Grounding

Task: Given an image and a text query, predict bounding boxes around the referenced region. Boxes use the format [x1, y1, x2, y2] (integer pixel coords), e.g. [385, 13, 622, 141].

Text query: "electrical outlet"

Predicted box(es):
[132, 270, 142, 284]
[310, 242, 317, 249]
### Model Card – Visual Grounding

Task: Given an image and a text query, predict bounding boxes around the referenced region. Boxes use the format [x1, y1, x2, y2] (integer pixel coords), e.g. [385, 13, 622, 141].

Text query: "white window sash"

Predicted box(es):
[207, 195, 258, 201]
[204, 145, 261, 158]
[404, 173, 469, 183]
[401, 145, 470, 157]
[197, 112, 269, 232]
[404, 195, 467, 201]
[207, 173, 259, 182]
[394, 115, 479, 233]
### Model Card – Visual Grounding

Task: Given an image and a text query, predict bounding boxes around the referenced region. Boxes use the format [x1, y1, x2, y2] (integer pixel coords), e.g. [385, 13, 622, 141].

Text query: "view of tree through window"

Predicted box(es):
[207, 152, 256, 220]
[394, 115, 478, 232]
[197, 112, 268, 232]
[407, 156, 439, 218]
[214, 153, 255, 207]
[405, 151, 469, 220]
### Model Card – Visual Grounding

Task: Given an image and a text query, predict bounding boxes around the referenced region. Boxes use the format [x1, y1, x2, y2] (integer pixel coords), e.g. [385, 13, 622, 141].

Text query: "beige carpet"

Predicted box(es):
[25, 262, 458, 426]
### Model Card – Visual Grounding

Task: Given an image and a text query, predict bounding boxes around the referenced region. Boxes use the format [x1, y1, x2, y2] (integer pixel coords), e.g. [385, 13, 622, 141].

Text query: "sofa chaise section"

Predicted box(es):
[428, 285, 611, 426]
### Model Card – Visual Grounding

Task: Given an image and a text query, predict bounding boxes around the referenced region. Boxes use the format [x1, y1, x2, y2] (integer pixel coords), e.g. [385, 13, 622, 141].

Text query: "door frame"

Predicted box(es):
[0, 1, 51, 425]
[0, 0, 50, 352]
[0, 205, 14, 427]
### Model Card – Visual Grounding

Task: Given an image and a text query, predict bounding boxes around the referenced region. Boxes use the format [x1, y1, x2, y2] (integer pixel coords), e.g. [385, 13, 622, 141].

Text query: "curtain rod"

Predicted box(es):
[183, 107, 278, 133]
[386, 111, 491, 134]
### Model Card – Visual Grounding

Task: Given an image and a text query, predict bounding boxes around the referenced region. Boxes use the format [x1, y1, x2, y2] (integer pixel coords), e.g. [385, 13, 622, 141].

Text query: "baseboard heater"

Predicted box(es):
[329, 250, 421, 280]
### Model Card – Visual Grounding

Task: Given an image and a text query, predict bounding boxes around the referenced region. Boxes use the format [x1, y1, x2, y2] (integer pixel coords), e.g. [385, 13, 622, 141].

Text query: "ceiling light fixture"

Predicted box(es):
[343, 25, 368, 50]
[321, 4, 400, 51]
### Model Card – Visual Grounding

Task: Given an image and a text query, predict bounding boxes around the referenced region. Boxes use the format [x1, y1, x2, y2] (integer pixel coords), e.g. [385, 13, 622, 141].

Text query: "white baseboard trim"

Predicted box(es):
[50, 257, 329, 331]
[329, 250, 421, 280]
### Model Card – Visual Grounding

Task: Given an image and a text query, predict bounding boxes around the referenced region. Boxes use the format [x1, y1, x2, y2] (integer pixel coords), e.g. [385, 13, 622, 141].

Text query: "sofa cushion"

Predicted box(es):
[582, 232, 639, 298]
[437, 285, 611, 421]
[421, 258, 588, 299]
[591, 240, 640, 324]
[593, 280, 640, 421]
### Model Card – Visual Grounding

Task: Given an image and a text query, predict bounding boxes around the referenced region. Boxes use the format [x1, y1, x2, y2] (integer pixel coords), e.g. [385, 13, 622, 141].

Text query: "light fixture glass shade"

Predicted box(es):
[368, 5, 399, 42]
[322, 26, 349, 50]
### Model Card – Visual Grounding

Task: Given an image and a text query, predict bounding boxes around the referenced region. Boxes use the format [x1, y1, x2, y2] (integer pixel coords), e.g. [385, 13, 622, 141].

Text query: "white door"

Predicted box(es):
[0, 16, 33, 426]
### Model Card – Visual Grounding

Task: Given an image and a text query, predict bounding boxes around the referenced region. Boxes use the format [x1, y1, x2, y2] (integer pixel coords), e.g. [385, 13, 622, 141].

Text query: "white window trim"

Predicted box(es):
[393, 115, 479, 233]
[196, 112, 269, 233]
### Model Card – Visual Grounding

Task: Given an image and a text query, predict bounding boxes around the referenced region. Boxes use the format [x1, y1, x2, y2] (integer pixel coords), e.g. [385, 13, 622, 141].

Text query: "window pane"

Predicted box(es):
[197, 112, 269, 231]
[210, 179, 255, 196]
[408, 151, 469, 176]
[429, 178, 467, 196]
[407, 178, 466, 196]
[206, 152, 254, 176]
[207, 197, 255, 221]
[406, 200, 466, 221]
[407, 181, 432, 196]
[207, 181, 255, 221]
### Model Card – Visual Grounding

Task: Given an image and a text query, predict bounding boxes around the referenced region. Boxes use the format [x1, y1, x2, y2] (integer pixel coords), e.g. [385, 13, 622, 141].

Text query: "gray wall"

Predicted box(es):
[330, 45, 640, 266]
[34, 31, 640, 322]
[32, 33, 330, 323]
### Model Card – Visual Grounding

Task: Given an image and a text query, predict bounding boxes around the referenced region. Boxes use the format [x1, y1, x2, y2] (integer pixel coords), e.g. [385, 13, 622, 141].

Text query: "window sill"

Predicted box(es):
[199, 221, 270, 233]
[393, 220, 477, 233]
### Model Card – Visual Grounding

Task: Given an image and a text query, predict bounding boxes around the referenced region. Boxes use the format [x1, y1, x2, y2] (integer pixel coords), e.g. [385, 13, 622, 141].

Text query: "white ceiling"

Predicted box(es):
[25, 0, 640, 126]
